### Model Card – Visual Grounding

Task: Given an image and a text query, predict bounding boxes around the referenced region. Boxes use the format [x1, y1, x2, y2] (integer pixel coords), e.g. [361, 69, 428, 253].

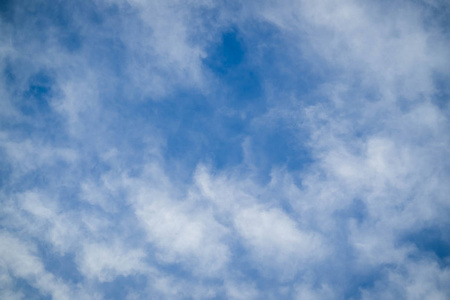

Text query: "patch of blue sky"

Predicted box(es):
[100, 274, 149, 300]
[401, 226, 450, 265]
[200, 26, 316, 176]
[12, 278, 50, 300]
[36, 243, 84, 285]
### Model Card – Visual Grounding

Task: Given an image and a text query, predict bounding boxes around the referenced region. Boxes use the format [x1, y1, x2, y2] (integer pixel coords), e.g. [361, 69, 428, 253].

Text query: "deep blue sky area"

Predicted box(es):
[1, 1, 450, 299]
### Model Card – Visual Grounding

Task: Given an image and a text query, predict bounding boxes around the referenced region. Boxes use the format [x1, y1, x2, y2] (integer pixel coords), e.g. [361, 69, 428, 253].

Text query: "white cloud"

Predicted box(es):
[224, 279, 259, 300]
[128, 164, 231, 276]
[77, 241, 147, 282]
[194, 165, 328, 279]
[258, 0, 449, 98]
[1, 136, 78, 176]
[14, 191, 82, 254]
[361, 260, 450, 300]
[234, 206, 326, 278]
[0, 232, 91, 300]
[295, 283, 333, 300]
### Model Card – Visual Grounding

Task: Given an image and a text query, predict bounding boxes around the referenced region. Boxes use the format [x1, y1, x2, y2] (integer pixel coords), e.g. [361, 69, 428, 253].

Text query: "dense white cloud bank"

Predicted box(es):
[1, 0, 450, 299]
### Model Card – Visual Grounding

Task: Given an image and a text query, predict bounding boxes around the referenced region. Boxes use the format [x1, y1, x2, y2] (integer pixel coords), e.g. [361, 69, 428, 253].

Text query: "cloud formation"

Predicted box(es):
[1, 0, 450, 299]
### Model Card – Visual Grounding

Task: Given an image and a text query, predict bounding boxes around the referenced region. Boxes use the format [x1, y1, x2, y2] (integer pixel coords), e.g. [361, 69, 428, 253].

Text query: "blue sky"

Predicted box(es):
[1, 0, 450, 299]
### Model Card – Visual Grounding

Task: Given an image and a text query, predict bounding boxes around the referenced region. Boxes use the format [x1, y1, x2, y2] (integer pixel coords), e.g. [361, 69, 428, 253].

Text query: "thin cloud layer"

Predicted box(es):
[1, 0, 450, 299]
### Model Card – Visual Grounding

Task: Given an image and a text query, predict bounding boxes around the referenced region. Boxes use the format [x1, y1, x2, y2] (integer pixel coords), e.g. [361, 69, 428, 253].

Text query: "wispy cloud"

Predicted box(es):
[1, 0, 449, 299]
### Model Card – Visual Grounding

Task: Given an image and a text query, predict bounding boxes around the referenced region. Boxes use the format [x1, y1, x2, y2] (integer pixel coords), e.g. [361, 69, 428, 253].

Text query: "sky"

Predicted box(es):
[1, 0, 450, 299]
